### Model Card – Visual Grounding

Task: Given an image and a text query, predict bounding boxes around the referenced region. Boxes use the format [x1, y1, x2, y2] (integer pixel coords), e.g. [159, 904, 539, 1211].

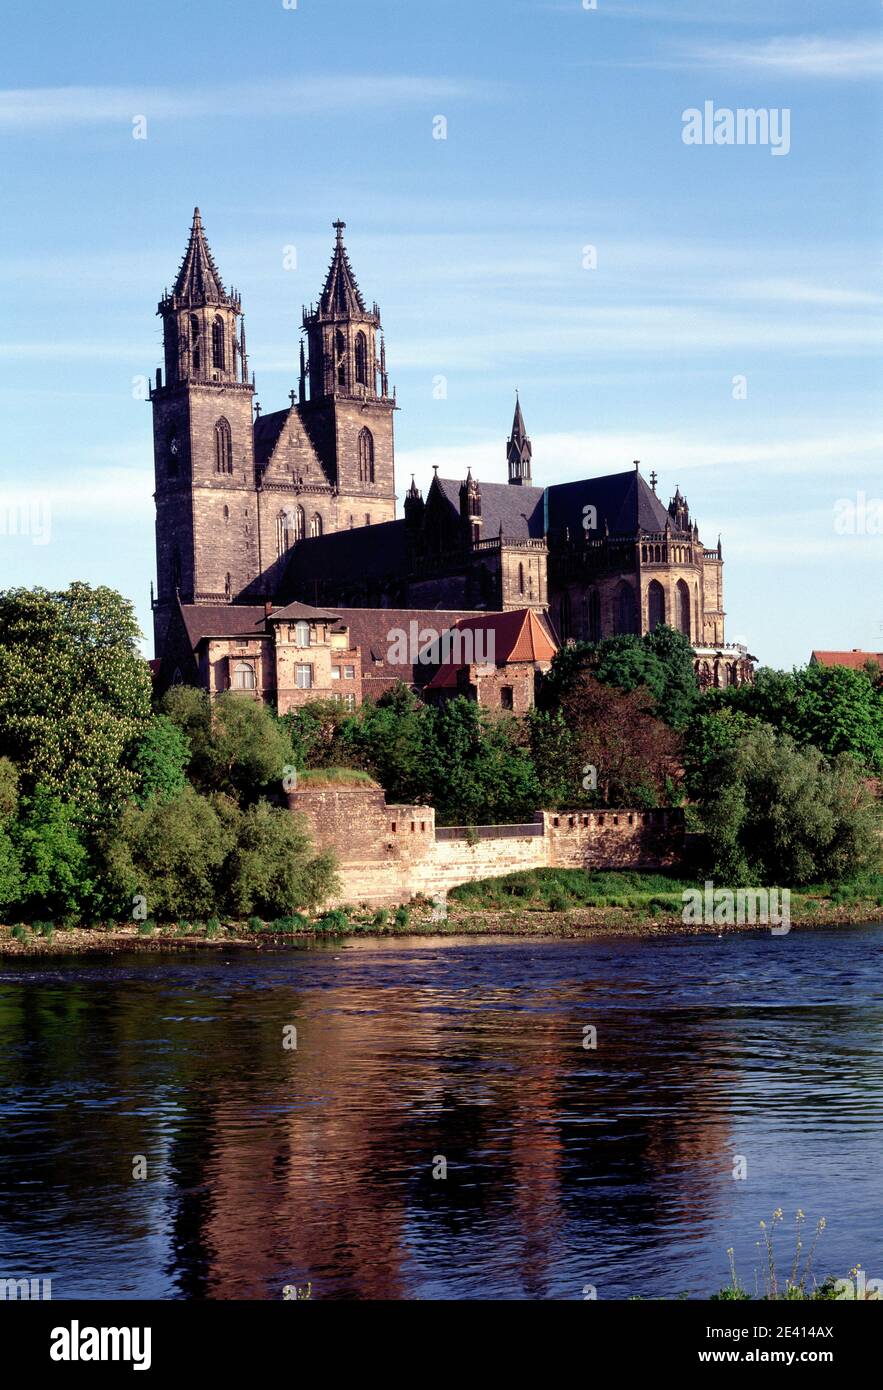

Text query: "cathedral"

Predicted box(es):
[150, 210, 753, 702]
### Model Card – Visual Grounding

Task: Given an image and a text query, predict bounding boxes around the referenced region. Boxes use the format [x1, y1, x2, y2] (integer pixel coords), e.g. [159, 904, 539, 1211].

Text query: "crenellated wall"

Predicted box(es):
[289, 786, 684, 907]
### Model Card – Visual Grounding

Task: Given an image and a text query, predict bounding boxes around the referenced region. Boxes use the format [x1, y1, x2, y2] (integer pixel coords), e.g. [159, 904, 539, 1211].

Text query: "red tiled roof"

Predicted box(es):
[811, 650, 883, 670]
[425, 609, 558, 689]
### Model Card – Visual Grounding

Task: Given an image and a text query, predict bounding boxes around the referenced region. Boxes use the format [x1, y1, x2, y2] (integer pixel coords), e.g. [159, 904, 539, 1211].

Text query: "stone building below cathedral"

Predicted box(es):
[150, 210, 754, 701]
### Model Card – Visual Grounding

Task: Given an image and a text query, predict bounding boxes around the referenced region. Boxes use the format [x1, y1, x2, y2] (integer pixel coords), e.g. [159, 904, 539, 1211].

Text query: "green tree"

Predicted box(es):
[428, 699, 541, 824]
[280, 698, 353, 771]
[341, 684, 432, 803]
[162, 687, 295, 801]
[101, 784, 235, 920]
[695, 723, 879, 885]
[223, 799, 337, 916]
[0, 584, 152, 822]
[527, 708, 580, 808]
[539, 626, 698, 730]
[131, 715, 191, 806]
[793, 665, 883, 772]
[0, 757, 22, 909]
[10, 788, 93, 918]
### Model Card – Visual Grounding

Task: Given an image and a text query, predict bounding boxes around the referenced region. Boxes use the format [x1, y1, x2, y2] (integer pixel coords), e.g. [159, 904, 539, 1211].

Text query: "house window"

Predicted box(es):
[233, 661, 256, 690]
[500, 685, 514, 710]
[295, 664, 313, 689]
[295, 620, 311, 647]
[343, 664, 355, 680]
[331, 666, 341, 680]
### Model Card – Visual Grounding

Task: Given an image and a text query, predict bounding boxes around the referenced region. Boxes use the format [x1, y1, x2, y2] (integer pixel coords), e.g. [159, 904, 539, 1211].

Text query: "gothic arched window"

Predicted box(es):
[355, 331, 368, 386]
[648, 579, 666, 632]
[212, 315, 225, 371]
[588, 590, 601, 642]
[276, 509, 293, 557]
[167, 433, 179, 478]
[615, 581, 637, 635]
[335, 330, 347, 388]
[171, 547, 182, 593]
[294, 504, 305, 540]
[309, 512, 323, 538]
[358, 428, 375, 484]
[676, 578, 691, 639]
[215, 418, 233, 473]
[190, 315, 201, 372]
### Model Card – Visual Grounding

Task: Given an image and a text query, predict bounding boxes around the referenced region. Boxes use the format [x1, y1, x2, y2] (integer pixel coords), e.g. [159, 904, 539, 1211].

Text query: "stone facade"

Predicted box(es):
[290, 785, 684, 907]
[150, 211, 753, 689]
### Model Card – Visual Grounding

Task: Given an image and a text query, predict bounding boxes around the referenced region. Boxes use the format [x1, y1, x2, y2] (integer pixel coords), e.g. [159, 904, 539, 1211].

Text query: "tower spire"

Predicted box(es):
[171, 207, 234, 307]
[507, 392, 532, 486]
[302, 220, 383, 400]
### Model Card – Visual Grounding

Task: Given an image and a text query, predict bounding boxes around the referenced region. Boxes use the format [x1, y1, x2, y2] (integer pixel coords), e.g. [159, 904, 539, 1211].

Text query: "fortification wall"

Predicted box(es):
[289, 787, 684, 907]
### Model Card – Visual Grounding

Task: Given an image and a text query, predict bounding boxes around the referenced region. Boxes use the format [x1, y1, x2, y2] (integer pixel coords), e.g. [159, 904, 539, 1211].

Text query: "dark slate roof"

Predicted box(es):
[178, 603, 267, 648]
[281, 518, 408, 591]
[545, 468, 672, 540]
[172, 208, 230, 306]
[433, 477, 546, 539]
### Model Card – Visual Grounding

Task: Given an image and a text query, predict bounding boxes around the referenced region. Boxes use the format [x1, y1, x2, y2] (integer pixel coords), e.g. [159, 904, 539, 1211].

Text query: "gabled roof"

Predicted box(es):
[425, 608, 558, 689]
[172, 208, 231, 306]
[317, 220, 368, 318]
[253, 408, 290, 467]
[810, 650, 883, 670]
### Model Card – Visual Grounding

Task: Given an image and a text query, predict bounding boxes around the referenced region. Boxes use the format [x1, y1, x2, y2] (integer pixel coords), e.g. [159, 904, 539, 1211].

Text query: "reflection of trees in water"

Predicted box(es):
[0, 967, 735, 1299]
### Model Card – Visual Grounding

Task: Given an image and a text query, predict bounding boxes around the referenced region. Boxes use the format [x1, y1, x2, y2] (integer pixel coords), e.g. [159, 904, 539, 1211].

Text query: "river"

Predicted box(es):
[1, 923, 881, 1300]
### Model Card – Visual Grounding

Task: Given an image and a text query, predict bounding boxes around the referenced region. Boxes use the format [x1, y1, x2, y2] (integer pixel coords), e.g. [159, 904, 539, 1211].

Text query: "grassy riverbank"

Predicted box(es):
[1, 869, 881, 955]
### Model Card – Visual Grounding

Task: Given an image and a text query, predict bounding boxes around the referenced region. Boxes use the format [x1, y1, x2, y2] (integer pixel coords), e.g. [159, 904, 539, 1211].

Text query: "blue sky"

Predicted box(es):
[0, 0, 880, 665]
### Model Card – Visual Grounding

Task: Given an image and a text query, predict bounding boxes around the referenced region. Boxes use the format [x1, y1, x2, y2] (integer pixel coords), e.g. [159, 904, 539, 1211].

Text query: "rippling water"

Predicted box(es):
[1, 923, 882, 1300]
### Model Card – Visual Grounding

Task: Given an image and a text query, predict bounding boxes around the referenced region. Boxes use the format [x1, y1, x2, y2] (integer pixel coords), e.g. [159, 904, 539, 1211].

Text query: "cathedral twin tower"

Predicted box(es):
[150, 209, 396, 652]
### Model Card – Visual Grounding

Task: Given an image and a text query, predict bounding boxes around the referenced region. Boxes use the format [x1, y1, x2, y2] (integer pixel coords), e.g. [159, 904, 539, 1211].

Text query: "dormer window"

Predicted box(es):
[295, 620, 311, 647]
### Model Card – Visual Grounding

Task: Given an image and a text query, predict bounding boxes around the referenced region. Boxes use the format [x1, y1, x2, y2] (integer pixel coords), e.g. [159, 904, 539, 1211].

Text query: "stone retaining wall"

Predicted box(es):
[290, 786, 684, 907]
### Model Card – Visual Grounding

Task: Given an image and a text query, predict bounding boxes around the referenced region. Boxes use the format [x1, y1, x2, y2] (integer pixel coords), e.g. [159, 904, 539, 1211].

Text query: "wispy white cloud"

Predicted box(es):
[683, 34, 883, 80]
[0, 75, 487, 129]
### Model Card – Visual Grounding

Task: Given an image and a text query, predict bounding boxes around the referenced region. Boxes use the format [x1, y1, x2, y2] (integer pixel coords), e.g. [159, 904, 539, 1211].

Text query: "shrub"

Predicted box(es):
[393, 905, 410, 930]
[317, 908, 349, 933]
